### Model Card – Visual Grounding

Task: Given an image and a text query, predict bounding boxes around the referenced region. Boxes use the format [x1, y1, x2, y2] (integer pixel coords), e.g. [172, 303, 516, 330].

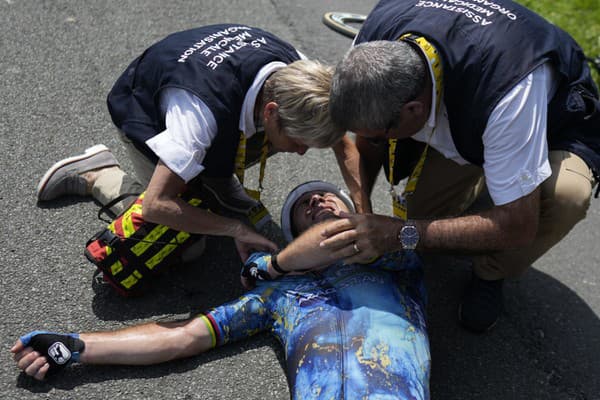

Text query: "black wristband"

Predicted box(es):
[270, 253, 288, 275]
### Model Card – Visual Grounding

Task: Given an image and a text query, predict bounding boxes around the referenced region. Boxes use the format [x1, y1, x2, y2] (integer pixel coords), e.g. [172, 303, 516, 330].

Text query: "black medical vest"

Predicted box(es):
[356, 0, 600, 179]
[107, 24, 300, 177]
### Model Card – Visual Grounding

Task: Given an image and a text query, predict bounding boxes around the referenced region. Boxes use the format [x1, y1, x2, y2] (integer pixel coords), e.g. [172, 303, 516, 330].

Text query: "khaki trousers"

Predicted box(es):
[90, 131, 153, 216]
[405, 148, 595, 280]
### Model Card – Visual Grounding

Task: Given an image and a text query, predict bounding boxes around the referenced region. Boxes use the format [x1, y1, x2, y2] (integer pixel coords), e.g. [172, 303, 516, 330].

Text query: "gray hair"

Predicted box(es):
[330, 40, 427, 131]
[263, 60, 344, 148]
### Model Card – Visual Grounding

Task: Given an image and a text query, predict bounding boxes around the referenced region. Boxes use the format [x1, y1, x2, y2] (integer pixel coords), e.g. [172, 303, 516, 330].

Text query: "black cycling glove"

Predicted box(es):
[19, 330, 85, 373]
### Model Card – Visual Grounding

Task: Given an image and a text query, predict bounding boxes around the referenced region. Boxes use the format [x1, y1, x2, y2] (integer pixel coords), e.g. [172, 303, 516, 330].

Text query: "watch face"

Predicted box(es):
[400, 224, 419, 250]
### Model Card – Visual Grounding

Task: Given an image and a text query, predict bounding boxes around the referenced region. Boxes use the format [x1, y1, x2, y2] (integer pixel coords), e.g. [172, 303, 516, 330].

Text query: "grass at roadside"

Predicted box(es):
[517, 0, 600, 85]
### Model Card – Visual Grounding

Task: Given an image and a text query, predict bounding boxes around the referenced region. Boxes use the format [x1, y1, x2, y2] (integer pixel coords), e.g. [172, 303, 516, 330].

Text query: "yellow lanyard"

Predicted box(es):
[390, 34, 443, 220]
[234, 131, 269, 201]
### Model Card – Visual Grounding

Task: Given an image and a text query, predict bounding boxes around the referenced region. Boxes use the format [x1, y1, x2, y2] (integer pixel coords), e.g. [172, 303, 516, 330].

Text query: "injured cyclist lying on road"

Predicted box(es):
[12, 181, 430, 400]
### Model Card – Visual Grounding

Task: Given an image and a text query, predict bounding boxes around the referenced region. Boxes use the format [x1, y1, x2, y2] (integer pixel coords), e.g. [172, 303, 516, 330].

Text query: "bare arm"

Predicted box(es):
[143, 161, 278, 260]
[260, 219, 360, 277]
[333, 135, 384, 213]
[418, 188, 540, 251]
[319, 188, 541, 264]
[355, 135, 386, 202]
[11, 318, 212, 380]
[79, 318, 212, 365]
[144, 161, 249, 236]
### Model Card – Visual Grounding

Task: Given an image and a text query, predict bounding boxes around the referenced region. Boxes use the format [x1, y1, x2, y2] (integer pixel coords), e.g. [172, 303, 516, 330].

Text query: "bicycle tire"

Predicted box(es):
[322, 12, 367, 39]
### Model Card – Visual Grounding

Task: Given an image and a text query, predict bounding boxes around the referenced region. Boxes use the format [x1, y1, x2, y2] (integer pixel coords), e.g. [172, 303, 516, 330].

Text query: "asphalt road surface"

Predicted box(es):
[1, 1, 599, 399]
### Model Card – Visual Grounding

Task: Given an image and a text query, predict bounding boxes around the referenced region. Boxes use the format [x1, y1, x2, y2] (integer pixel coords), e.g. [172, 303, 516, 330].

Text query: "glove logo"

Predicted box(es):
[48, 342, 71, 365]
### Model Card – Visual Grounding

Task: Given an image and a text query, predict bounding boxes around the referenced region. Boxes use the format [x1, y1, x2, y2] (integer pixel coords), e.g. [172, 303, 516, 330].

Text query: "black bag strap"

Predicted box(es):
[97, 193, 142, 223]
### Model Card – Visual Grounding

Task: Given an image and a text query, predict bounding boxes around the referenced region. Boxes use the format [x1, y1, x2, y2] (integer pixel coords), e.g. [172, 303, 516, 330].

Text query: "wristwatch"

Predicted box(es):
[398, 221, 419, 251]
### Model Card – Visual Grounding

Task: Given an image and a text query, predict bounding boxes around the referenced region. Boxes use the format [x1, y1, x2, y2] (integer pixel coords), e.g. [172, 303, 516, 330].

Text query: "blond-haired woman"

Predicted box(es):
[37, 24, 349, 262]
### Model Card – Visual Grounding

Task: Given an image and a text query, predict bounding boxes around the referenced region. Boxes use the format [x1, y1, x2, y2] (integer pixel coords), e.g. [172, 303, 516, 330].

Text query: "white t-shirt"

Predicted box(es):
[411, 60, 558, 205]
[145, 55, 304, 183]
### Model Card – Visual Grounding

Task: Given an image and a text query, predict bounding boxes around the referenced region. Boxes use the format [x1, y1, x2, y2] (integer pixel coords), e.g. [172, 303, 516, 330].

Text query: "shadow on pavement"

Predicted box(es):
[89, 236, 251, 321]
[425, 254, 600, 399]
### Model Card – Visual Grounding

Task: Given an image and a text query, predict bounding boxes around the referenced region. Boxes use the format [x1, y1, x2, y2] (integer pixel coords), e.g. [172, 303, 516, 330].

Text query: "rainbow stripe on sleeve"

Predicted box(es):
[198, 314, 221, 348]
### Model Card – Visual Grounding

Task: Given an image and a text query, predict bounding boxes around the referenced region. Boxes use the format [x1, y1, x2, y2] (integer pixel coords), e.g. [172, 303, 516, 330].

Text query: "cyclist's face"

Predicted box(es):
[291, 191, 351, 235]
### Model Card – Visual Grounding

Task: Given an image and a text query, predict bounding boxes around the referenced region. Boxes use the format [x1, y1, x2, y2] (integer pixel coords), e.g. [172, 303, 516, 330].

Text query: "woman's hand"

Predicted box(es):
[232, 222, 278, 262]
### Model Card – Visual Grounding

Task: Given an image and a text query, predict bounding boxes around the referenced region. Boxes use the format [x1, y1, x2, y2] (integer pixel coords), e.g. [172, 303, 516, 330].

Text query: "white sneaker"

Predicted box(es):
[37, 144, 119, 201]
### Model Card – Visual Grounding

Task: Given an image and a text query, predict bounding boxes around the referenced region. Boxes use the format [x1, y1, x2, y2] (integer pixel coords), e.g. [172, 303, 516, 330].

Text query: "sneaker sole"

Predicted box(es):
[36, 144, 114, 201]
[203, 182, 257, 214]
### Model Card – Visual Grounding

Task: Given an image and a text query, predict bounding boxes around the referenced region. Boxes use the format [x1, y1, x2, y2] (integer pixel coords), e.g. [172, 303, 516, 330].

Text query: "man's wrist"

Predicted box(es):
[398, 220, 420, 251]
[353, 195, 372, 214]
[268, 253, 288, 277]
[384, 218, 406, 252]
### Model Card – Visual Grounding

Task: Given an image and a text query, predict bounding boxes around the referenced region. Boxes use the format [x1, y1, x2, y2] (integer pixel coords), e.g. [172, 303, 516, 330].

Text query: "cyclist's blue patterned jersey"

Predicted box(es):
[200, 252, 430, 400]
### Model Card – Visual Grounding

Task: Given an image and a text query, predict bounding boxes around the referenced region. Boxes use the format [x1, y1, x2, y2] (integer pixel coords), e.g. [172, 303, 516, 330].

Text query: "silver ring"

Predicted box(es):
[353, 242, 360, 253]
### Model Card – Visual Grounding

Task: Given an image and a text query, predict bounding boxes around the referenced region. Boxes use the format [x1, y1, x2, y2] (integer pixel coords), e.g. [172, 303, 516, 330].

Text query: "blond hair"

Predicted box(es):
[263, 60, 344, 148]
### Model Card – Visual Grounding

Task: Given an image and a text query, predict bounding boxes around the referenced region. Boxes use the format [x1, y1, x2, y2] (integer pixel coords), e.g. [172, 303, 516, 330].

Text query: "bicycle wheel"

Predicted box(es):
[322, 12, 367, 39]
